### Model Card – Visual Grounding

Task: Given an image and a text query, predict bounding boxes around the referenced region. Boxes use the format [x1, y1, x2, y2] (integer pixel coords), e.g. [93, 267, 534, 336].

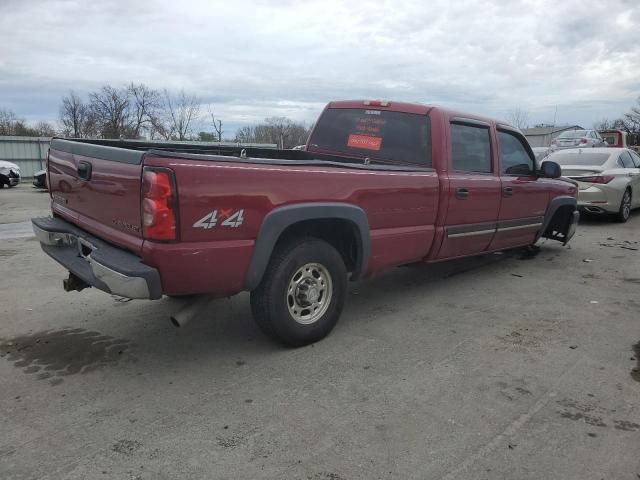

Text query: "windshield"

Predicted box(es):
[308, 108, 431, 166]
[547, 151, 610, 166]
[557, 130, 587, 139]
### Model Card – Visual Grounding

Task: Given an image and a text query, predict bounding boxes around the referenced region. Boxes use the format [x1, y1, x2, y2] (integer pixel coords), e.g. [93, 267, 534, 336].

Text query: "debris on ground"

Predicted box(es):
[598, 240, 639, 251]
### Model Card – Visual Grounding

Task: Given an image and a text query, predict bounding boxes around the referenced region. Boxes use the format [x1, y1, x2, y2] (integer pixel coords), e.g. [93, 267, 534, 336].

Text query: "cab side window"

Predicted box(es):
[497, 130, 535, 175]
[450, 123, 492, 173]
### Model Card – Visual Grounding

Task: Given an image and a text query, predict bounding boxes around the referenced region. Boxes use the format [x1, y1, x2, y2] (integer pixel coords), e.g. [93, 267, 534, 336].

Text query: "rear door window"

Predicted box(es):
[450, 123, 492, 173]
[629, 150, 640, 168]
[619, 151, 634, 168]
[308, 108, 431, 166]
[497, 130, 534, 175]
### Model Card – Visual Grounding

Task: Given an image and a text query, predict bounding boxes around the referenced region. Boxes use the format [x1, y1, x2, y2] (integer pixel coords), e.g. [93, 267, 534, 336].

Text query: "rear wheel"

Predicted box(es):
[615, 189, 632, 223]
[250, 237, 347, 347]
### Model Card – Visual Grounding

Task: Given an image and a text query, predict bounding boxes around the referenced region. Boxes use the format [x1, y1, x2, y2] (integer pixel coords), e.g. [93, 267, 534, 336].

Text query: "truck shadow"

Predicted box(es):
[0, 244, 565, 381]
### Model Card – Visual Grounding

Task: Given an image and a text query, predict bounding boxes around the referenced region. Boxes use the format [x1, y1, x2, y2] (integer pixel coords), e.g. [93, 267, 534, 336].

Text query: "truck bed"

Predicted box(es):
[54, 138, 431, 171]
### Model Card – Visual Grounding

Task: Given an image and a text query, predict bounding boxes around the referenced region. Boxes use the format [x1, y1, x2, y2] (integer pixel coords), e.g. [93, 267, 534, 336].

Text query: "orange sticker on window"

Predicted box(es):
[347, 134, 382, 151]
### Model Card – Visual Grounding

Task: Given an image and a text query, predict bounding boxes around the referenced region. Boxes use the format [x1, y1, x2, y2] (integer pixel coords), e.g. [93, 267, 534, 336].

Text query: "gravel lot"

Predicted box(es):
[1, 183, 639, 480]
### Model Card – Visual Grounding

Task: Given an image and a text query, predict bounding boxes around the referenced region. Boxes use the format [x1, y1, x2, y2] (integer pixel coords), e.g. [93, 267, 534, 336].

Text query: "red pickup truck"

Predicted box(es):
[33, 100, 579, 346]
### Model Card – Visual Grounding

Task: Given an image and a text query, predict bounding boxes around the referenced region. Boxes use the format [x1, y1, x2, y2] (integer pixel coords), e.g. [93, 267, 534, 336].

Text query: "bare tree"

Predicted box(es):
[234, 117, 311, 148]
[33, 121, 57, 137]
[0, 109, 21, 135]
[89, 86, 131, 139]
[59, 91, 95, 137]
[621, 96, 640, 133]
[128, 83, 161, 139]
[234, 125, 256, 144]
[162, 89, 201, 140]
[508, 107, 530, 129]
[209, 111, 223, 142]
[0, 109, 39, 136]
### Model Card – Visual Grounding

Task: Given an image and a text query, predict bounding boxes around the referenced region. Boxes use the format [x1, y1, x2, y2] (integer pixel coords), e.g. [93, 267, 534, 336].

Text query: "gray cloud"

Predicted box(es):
[1, 0, 638, 131]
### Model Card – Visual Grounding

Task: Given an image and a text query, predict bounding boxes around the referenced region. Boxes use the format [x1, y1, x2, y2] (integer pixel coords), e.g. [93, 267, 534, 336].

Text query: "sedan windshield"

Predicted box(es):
[547, 152, 610, 166]
[557, 130, 587, 139]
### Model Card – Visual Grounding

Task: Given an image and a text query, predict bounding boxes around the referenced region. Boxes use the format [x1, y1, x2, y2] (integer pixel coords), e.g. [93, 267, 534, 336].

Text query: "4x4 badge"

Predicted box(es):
[193, 209, 244, 229]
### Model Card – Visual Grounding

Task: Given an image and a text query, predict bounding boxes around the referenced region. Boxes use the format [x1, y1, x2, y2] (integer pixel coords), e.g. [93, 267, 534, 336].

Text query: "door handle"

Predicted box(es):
[77, 161, 92, 181]
[455, 187, 469, 199]
[503, 186, 514, 197]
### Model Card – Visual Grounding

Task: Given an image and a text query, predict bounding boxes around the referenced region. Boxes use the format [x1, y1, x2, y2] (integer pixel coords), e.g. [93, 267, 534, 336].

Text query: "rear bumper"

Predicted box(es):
[32, 216, 162, 299]
[577, 185, 622, 214]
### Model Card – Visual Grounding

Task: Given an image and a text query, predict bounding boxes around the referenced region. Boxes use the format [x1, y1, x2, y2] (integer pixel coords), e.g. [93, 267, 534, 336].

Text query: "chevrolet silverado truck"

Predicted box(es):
[32, 100, 579, 346]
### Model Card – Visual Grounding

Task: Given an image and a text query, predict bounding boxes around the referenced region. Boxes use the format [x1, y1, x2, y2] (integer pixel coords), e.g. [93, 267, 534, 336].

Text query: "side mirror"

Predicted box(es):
[540, 161, 561, 179]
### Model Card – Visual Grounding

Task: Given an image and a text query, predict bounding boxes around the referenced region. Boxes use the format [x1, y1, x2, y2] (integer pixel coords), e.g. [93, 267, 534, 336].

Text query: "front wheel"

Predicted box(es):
[250, 237, 347, 347]
[615, 189, 632, 223]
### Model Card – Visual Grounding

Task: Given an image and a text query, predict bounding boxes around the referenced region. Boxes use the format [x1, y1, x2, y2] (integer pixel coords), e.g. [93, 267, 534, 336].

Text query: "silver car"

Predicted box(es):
[542, 148, 640, 222]
[550, 129, 608, 150]
[531, 147, 551, 168]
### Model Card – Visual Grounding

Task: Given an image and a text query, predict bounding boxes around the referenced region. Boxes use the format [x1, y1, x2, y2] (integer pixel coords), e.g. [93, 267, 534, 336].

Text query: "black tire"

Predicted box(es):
[250, 237, 347, 347]
[615, 189, 632, 223]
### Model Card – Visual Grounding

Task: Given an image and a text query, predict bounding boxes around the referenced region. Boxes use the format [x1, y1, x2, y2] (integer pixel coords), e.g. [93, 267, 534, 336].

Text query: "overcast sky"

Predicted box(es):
[1, 0, 639, 135]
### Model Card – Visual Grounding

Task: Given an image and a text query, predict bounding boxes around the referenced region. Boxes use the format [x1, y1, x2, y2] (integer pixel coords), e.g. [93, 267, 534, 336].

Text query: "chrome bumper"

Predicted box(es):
[32, 217, 162, 300]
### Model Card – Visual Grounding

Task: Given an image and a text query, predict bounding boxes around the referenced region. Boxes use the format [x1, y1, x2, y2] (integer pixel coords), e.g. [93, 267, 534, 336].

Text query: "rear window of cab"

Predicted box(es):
[308, 108, 432, 166]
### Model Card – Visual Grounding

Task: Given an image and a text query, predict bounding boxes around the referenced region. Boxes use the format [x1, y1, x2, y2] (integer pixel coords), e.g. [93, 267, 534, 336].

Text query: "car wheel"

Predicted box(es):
[615, 189, 632, 223]
[250, 237, 347, 347]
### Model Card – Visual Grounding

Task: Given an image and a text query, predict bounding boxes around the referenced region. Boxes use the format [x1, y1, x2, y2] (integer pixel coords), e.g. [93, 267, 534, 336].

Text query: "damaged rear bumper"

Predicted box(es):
[32, 216, 162, 299]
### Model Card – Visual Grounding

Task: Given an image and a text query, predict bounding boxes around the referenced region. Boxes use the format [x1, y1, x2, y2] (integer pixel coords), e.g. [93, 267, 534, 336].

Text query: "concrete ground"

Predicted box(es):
[1, 183, 639, 480]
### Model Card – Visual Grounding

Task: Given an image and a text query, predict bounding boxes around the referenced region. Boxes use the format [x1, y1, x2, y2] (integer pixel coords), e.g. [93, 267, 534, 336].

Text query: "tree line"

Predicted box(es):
[58, 84, 206, 141]
[594, 98, 640, 132]
[508, 98, 640, 133]
[1, 82, 313, 149]
[0, 110, 56, 137]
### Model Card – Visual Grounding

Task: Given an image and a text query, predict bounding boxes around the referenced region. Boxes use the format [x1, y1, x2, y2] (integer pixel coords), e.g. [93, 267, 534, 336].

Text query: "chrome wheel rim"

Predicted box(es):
[623, 192, 631, 219]
[286, 262, 332, 325]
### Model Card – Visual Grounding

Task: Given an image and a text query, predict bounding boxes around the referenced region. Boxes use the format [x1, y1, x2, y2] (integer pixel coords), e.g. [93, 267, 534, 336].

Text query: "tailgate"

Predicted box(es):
[48, 139, 145, 254]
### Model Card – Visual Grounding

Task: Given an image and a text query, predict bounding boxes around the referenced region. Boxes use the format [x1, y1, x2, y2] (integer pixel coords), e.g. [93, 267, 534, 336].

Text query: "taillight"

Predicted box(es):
[579, 138, 588, 144]
[141, 167, 178, 241]
[579, 175, 614, 184]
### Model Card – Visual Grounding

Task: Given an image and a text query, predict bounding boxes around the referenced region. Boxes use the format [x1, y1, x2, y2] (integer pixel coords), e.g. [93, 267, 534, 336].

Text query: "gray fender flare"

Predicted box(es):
[244, 203, 370, 290]
[537, 196, 577, 240]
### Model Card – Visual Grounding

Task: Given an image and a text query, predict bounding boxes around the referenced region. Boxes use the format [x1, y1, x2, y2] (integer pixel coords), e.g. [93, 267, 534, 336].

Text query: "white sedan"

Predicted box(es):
[542, 148, 640, 222]
[0, 160, 21, 188]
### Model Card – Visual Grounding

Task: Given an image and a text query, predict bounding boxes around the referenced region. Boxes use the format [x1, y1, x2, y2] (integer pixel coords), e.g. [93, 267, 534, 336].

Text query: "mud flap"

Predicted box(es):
[542, 210, 579, 245]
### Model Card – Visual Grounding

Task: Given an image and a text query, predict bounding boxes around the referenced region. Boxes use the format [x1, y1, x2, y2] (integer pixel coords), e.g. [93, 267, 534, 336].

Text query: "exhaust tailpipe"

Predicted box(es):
[170, 295, 214, 328]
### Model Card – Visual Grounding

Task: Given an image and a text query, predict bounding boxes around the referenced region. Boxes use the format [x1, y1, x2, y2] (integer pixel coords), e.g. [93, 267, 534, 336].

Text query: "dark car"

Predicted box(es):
[33, 169, 47, 189]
